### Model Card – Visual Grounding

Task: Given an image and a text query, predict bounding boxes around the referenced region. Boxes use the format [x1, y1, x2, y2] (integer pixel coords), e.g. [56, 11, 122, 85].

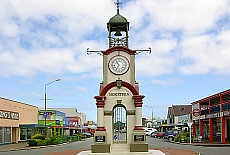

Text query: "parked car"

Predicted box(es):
[150, 132, 159, 138]
[83, 132, 92, 138]
[144, 128, 157, 136]
[155, 132, 164, 138]
[120, 128, 127, 133]
[163, 130, 181, 141]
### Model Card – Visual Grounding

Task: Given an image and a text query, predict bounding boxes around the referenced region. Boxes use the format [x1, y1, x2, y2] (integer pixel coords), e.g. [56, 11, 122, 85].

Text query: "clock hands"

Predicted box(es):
[114, 60, 120, 70]
[109, 56, 128, 74]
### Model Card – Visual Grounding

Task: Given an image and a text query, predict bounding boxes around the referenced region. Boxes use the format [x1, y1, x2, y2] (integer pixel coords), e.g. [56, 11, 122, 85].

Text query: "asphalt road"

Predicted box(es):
[147, 136, 230, 155]
[1, 136, 230, 155]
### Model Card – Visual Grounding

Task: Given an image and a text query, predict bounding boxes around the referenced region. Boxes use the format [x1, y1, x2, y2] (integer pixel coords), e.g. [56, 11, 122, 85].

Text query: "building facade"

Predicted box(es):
[38, 110, 68, 136]
[0, 97, 38, 144]
[46, 108, 86, 126]
[191, 89, 230, 144]
[40, 108, 87, 136]
[166, 105, 192, 131]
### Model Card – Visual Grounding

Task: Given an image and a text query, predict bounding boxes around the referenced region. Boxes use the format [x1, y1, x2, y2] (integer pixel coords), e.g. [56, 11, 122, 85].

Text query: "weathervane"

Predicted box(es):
[115, 0, 122, 13]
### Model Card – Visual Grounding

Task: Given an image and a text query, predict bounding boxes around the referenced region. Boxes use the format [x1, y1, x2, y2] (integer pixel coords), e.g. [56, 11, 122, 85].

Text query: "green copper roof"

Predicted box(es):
[108, 13, 128, 24]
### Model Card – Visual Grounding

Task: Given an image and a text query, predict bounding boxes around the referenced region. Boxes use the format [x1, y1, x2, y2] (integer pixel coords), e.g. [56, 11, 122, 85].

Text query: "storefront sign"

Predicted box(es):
[205, 112, 220, 119]
[193, 109, 201, 117]
[95, 136, 105, 142]
[134, 135, 145, 142]
[0, 110, 19, 120]
[39, 111, 53, 115]
[223, 111, 230, 116]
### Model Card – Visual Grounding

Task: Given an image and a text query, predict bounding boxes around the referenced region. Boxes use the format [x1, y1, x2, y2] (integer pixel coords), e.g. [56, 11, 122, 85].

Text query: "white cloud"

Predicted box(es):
[0, 0, 230, 80]
[179, 30, 230, 75]
[151, 78, 182, 86]
[136, 38, 178, 77]
[134, 0, 229, 35]
[76, 86, 88, 93]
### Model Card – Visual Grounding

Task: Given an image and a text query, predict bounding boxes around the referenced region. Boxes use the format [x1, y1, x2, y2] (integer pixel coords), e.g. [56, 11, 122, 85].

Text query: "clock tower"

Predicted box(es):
[90, 1, 152, 154]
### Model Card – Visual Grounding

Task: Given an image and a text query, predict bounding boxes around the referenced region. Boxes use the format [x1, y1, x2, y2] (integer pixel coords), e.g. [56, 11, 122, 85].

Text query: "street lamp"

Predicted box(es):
[145, 105, 154, 128]
[44, 78, 61, 137]
[187, 116, 193, 145]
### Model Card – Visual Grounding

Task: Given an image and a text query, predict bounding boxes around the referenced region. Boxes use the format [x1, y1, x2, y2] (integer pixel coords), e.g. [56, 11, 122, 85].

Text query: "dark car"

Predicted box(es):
[163, 130, 180, 141]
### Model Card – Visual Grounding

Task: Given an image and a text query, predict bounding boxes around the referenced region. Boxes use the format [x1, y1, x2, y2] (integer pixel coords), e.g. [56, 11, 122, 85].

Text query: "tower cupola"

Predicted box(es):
[107, 0, 129, 48]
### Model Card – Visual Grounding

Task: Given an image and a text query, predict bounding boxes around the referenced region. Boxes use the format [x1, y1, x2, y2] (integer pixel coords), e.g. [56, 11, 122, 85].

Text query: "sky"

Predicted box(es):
[1, 0, 230, 122]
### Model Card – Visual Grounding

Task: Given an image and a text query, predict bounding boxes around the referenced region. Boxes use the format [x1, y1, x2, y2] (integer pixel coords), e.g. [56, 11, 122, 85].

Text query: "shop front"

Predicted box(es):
[191, 89, 230, 144]
[0, 97, 38, 144]
[38, 110, 67, 136]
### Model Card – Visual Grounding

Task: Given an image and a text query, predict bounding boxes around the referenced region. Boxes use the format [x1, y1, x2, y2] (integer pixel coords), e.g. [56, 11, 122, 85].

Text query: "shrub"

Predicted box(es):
[44, 138, 52, 145]
[37, 140, 47, 146]
[174, 134, 181, 142]
[52, 139, 60, 145]
[62, 136, 67, 143]
[49, 135, 61, 145]
[32, 134, 45, 140]
[28, 139, 37, 146]
[80, 134, 86, 139]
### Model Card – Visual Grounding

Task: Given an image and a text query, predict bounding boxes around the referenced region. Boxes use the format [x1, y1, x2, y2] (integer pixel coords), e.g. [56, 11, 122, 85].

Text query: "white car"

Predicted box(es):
[144, 128, 157, 136]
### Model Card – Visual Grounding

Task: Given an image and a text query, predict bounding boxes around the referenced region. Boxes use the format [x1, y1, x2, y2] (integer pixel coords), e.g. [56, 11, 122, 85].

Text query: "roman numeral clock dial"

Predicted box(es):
[108, 55, 129, 75]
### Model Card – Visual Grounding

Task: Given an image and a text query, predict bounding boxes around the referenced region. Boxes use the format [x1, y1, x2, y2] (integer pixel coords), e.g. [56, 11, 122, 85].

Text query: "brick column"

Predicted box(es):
[221, 116, 226, 144]
[95, 96, 106, 131]
[133, 95, 145, 130]
[209, 118, 213, 142]
[219, 94, 226, 144]
[192, 120, 196, 136]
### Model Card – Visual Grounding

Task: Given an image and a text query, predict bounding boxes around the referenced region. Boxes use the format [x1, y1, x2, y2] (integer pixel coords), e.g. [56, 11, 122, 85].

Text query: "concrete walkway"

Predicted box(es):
[44, 148, 199, 155]
[0, 142, 199, 155]
[0, 142, 28, 151]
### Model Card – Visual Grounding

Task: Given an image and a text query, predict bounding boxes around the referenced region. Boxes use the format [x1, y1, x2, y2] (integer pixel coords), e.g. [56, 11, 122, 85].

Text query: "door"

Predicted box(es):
[113, 104, 127, 143]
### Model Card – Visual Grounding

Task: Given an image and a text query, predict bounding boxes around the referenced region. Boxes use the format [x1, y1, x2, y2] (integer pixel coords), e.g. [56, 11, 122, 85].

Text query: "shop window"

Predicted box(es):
[4, 127, 11, 143]
[27, 128, 32, 140]
[0, 127, 3, 144]
[210, 106, 220, 113]
[201, 109, 209, 115]
[39, 115, 44, 120]
[20, 128, 26, 140]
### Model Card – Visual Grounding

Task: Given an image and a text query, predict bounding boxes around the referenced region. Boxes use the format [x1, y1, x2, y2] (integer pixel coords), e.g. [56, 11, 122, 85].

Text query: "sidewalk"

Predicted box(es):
[0, 142, 199, 155]
[171, 141, 230, 147]
[0, 142, 28, 151]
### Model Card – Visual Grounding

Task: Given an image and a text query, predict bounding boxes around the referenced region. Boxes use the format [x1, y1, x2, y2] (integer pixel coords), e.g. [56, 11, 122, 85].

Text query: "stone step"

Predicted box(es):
[80, 150, 164, 155]
[111, 144, 130, 153]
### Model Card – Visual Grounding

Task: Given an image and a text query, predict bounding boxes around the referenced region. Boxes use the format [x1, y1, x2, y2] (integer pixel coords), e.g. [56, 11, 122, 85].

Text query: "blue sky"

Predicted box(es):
[1, 0, 230, 122]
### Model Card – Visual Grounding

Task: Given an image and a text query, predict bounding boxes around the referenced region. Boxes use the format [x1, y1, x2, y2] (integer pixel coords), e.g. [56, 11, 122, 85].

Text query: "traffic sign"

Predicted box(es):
[43, 112, 47, 118]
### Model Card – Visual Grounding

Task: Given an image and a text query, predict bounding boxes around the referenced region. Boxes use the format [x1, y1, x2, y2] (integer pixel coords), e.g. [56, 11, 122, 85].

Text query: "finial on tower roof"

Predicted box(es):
[114, 0, 122, 14]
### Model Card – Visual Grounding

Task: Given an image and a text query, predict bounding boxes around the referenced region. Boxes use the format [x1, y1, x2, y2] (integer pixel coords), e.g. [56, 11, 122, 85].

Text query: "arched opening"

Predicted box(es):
[113, 104, 127, 143]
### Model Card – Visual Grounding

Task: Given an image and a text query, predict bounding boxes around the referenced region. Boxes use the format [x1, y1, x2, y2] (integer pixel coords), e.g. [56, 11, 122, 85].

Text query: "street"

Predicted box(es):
[1, 137, 230, 155]
[147, 137, 230, 155]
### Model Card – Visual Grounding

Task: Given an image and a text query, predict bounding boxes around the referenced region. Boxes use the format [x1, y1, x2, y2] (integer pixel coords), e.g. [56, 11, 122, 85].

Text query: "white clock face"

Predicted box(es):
[109, 55, 129, 75]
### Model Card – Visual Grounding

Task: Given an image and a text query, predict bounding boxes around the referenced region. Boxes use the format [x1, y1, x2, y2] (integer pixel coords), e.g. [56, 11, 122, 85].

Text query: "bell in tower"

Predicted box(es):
[107, 0, 129, 48]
